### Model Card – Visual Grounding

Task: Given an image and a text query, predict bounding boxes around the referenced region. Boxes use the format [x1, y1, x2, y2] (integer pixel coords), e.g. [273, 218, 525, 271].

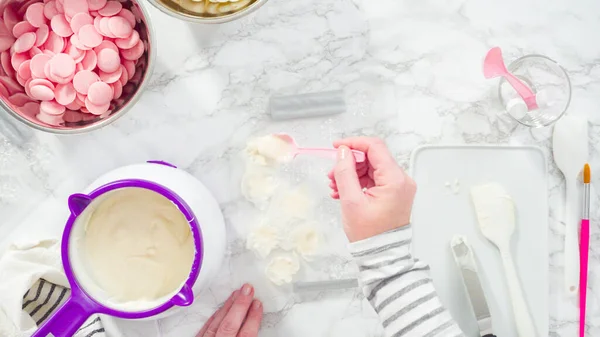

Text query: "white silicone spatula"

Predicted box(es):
[471, 183, 536, 337]
[553, 115, 588, 295]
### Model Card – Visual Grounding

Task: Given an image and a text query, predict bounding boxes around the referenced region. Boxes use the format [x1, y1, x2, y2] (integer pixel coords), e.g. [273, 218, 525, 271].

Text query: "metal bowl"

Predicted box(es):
[145, 0, 269, 24]
[0, 0, 156, 134]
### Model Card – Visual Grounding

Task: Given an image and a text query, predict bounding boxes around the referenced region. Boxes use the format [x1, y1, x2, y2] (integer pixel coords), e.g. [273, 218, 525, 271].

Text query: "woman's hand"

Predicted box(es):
[328, 137, 417, 242]
[196, 284, 263, 337]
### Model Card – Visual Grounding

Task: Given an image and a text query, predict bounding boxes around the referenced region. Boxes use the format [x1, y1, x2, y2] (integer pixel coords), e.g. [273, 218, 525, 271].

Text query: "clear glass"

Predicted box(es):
[498, 55, 571, 128]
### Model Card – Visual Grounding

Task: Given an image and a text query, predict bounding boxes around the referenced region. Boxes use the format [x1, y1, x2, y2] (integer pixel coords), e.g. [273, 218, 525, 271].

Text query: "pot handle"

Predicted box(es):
[171, 284, 194, 307]
[31, 293, 97, 337]
[68, 193, 93, 216]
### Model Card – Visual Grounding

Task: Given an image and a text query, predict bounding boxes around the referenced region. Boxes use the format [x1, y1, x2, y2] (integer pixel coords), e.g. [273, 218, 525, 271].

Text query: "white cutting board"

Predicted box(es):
[410, 145, 549, 337]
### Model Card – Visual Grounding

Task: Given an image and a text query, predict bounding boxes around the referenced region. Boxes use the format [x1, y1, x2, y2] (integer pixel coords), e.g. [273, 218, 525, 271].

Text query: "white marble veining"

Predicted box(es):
[1, 0, 600, 335]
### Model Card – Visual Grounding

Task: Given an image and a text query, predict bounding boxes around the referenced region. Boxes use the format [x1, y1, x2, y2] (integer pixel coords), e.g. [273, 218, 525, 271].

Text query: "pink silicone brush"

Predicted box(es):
[483, 47, 539, 110]
[580, 163, 591, 337]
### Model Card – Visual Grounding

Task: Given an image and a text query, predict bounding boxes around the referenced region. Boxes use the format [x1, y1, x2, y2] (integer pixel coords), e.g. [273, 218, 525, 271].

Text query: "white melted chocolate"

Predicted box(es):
[84, 188, 195, 302]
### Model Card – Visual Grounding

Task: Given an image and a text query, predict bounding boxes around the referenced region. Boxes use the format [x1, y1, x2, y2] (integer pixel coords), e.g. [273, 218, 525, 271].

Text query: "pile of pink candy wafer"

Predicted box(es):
[0, 0, 146, 126]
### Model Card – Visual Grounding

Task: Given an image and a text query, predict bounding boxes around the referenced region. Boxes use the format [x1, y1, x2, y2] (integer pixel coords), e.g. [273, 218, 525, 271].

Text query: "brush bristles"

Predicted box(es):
[584, 163, 591, 184]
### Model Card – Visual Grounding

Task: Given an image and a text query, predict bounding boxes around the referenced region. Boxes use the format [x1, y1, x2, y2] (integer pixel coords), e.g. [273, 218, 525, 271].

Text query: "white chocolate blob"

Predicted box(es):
[265, 255, 300, 286]
[470, 183, 516, 237]
[245, 135, 293, 166]
[269, 186, 313, 220]
[246, 225, 280, 258]
[240, 165, 279, 208]
[290, 224, 320, 259]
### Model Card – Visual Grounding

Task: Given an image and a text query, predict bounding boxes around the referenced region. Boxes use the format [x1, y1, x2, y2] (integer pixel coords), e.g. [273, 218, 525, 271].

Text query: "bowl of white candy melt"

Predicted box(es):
[145, 0, 268, 24]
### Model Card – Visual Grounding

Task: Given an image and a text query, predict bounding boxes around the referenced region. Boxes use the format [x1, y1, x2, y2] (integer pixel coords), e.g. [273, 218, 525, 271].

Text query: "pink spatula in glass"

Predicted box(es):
[275, 133, 366, 163]
[484, 47, 539, 110]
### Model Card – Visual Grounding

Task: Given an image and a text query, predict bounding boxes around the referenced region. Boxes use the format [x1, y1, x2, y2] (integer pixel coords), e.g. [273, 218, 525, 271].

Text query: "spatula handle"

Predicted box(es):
[565, 179, 580, 295]
[580, 219, 590, 337]
[500, 246, 537, 337]
[297, 148, 366, 163]
[504, 72, 539, 110]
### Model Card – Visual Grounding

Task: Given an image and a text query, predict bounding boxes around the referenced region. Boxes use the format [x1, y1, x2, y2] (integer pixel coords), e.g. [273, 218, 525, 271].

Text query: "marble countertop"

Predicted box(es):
[1, 0, 600, 335]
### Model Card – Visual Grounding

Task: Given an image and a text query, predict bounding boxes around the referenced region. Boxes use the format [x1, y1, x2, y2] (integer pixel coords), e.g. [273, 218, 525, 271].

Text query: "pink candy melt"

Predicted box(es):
[17, 60, 32, 79]
[64, 0, 89, 18]
[50, 14, 72, 37]
[36, 111, 64, 126]
[87, 0, 107, 11]
[78, 24, 101, 47]
[30, 84, 54, 100]
[18, 102, 38, 118]
[87, 80, 111, 104]
[72, 69, 98, 94]
[69, 12, 92, 34]
[0, 83, 9, 97]
[43, 1, 58, 20]
[30, 78, 55, 90]
[120, 39, 143, 61]
[49, 52, 75, 77]
[97, 1, 121, 16]
[25, 3, 46, 28]
[94, 40, 117, 53]
[98, 65, 120, 83]
[118, 64, 127, 85]
[40, 99, 65, 114]
[11, 52, 28, 70]
[34, 24, 49, 46]
[80, 49, 96, 69]
[1, 52, 14, 78]
[111, 79, 121, 99]
[115, 29, 138, 49]
[44, 31, 64, 53]
[13, 21, 35, 38]
[0, 76, 24, 94]
[98, 17, 112, 38]
[84, 96, 109, 115]
[107, 16, 130, 38]
[96, 47, 118, 72]
[30, 53, 50, 78]
[118, 9, 135, 28]
[0, 36, 16, 53]
[54, 82, 75, 104]
[29, 46, 42, 57]
[0, 0, 145, 127]
[14, 32, 36, 53]
[66, 42, 85, 61]
[4, 7, 20, 32]
[9, 92, 33, 106]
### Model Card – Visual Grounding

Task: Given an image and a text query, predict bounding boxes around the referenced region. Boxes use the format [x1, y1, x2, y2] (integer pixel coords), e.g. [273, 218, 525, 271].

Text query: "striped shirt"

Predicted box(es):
[350, 225, 464, 337]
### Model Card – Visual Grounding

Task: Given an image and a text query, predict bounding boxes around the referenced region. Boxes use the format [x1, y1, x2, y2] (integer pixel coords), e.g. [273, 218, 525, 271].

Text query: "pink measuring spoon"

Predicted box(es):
[275, 133, 366, 163]
[483, 47, 539, 110]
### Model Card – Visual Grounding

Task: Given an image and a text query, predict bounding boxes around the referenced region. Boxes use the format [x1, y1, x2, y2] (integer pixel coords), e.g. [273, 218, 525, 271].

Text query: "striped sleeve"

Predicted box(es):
[349, 226, 464, 337]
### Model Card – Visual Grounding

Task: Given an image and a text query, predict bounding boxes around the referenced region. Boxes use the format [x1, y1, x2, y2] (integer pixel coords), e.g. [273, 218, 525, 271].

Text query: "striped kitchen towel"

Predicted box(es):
[0, 239, 113, 337]
[22, 279, 106, 337]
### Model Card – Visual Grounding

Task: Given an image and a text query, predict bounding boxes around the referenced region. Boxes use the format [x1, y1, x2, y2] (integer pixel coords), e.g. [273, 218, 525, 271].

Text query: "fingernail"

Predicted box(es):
[242, 284, 253, 296]
[253, 300, 262, 309]
[338, 146, 348, 160]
